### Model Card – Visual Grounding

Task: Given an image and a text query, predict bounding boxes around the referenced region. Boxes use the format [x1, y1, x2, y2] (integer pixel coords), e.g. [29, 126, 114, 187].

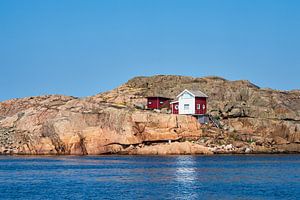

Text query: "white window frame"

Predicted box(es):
[197, 104, 201, 109]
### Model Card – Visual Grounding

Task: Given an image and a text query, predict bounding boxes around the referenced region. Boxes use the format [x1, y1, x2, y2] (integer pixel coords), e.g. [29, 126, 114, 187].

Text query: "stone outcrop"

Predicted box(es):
[1, 75, 300, 155]
[0, 95, 202, 155]
[130, 141, 213, 155]
[90, 75, 300, 121]
[89, 75, 300, 153]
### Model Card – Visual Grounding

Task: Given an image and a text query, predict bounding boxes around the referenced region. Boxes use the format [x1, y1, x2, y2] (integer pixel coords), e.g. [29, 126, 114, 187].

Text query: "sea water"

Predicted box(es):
[0, 155, 299, 200]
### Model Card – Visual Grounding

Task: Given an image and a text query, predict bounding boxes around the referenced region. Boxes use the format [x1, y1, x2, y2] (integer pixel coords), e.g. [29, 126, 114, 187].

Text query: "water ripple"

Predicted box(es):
[0, 155, 299, 200]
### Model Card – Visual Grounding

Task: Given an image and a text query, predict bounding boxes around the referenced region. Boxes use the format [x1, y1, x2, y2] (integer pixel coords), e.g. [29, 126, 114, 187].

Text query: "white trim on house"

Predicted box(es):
[176, 89, 208, 99]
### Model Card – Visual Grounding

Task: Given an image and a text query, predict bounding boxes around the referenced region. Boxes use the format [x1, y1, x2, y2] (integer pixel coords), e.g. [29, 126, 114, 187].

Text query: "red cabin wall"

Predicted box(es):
[172, 102, 179, 114]
[161, 100, 171, 109]
[195, 97, 207, 114]
[147, 97, 159, 109]
[147, 97, 170, 109]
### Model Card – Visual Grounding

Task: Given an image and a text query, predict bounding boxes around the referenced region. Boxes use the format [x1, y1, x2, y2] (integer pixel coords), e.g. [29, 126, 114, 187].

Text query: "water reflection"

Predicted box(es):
[175, 156, 197, 182]
[173, 156, 199, 199]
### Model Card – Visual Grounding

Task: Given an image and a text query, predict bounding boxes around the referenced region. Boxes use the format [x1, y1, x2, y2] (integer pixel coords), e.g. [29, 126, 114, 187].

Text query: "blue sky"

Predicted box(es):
[1, 0, 300, 101]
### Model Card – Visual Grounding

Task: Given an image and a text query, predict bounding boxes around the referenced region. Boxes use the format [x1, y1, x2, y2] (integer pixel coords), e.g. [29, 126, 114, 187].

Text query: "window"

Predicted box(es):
[160, 101, 164, 104]
[148, 102, 152, 105]
[184, 104, 189, 110]
[202, 104, 206, 110]
[175, 105, 178, 110]
[197, 104, 201, 109]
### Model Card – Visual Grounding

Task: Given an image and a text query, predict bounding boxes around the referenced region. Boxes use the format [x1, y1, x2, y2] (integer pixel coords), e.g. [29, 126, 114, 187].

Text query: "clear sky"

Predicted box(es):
[1, 0, 300, 101]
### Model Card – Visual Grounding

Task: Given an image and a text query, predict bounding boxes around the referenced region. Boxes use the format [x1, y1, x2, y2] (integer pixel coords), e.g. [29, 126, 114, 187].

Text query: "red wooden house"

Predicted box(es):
[147, 89, 209, 124]
[146, 96, 172, 110]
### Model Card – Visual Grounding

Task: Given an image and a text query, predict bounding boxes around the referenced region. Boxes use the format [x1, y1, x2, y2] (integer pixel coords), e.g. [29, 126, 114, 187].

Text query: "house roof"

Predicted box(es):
[146, 96, 172, 99]
[176, 89, 208, 98]
[188, 90, 208, 97]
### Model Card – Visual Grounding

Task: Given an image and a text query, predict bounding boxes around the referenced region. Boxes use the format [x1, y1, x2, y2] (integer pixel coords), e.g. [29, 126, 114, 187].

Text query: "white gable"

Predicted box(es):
[178, 90, 195, 115]
[181, 91, 193, 99]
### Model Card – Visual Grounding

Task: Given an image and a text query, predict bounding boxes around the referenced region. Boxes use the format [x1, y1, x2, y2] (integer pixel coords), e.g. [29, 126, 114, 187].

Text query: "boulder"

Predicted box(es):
[273, 136, 288, 145]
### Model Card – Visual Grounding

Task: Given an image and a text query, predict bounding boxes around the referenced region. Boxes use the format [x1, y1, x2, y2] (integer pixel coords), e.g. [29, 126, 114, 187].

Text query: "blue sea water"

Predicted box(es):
[0, 155, 299, 200]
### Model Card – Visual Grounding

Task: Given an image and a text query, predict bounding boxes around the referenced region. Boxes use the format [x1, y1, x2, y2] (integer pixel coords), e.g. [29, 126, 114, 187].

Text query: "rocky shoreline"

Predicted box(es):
[1, 75, 299, 155]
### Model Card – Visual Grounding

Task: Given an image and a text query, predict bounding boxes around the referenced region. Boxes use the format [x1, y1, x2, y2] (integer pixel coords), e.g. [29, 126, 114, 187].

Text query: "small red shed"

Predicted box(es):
[170, 101, 179, 114]
[147, 96, 172, 110]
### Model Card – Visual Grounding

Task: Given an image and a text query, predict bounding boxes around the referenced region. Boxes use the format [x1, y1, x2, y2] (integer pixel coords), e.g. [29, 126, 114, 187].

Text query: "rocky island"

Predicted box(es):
[0, 75, 300, 155]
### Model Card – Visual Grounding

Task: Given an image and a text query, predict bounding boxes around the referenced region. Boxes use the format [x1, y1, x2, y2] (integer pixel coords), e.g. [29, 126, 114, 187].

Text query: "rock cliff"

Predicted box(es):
[0, 95, 208, 155]
[1, 75, 300, 155]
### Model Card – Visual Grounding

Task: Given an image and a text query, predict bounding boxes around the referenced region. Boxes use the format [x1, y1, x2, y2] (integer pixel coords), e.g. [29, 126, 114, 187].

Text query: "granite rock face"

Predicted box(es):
[130, 141, 213, 155]
[89, 75, 300, 153]
[90, 75, 300, 120]
[0, 95, 203, 155]
[1, 75, 300, 155]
